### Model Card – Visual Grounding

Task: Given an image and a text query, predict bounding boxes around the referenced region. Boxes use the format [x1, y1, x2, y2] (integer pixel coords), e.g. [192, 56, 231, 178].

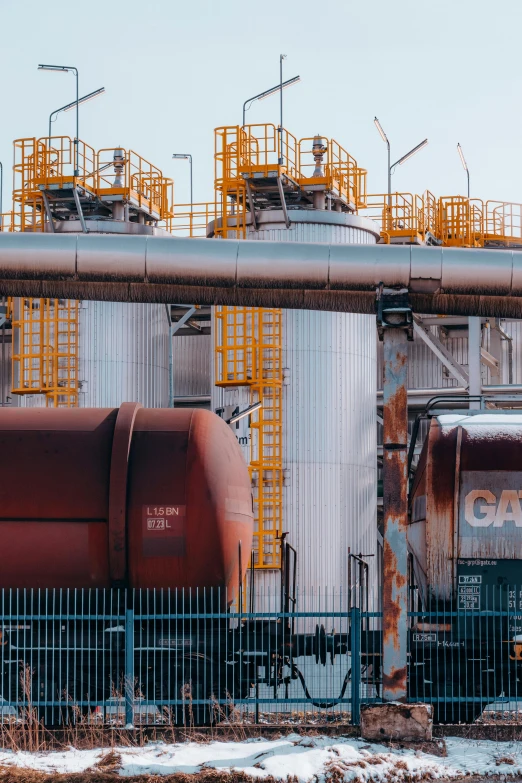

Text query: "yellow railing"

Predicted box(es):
[214, 124, 367, 238]
[12, 137, 174, 223]
[14, 137, 97, 202]
[298, 137, 366, 208]
[362, 192, 522, 247]
[363, 193, 425, 243]
[166, 202, 217, 237]
[484, 201, 522, 246]
[438, 196, 483, 247]
[96, 147, 172, 219]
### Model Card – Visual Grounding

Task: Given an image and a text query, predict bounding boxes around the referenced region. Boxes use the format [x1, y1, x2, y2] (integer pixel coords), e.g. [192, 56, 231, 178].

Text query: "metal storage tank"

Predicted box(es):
[9, 139, 171, 411]
[212, 209, 379, 608]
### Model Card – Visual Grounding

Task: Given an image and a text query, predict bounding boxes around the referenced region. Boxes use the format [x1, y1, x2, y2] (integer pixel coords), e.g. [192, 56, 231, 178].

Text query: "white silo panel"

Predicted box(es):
[78, 302, 170, 408]
[173, 334, 212, 400]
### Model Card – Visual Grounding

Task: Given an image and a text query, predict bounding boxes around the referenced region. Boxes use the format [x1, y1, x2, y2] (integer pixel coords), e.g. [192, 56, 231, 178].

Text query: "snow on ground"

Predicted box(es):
[0, 734, 522, 779]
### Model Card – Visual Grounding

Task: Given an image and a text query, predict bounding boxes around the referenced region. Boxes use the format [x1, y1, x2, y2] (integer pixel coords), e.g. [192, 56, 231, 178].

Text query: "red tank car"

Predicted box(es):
[0, 404, 253, 602]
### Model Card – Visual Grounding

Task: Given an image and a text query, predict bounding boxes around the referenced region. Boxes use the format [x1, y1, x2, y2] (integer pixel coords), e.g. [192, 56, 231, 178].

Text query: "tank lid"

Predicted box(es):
[54, 220, 169, 236]
[207, 209, 380, 239]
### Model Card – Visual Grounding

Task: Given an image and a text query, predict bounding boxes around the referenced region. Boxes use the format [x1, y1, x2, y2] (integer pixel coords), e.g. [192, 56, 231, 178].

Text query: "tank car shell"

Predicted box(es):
[0, 406, 253, 599]
[409, 414, 522, 607]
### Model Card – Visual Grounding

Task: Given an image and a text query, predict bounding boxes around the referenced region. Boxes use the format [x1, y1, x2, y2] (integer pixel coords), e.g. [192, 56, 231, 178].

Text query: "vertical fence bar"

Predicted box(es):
[125, 604, 134, 727]
[350, 606, 361, 725]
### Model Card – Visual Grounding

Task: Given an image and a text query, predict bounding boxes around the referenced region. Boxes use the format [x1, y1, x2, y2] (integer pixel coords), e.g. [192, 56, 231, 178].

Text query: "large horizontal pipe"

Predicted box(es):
[1, 233, 522, 318]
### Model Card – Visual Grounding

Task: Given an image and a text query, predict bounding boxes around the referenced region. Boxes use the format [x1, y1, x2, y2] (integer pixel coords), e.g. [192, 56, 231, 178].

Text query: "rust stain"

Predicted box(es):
[383, 541, 408, 652]
[382, 665, 407, 698]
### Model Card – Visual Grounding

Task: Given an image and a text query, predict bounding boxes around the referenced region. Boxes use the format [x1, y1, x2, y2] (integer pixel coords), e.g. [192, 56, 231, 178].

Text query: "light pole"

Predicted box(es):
[279, 54, 286, 166]
[172, 154, 193, 214]
[48, 87, 105, 148]
[38, 64, 79, 176]
[374, 116, 428, 208]
[0, 161, 3, 230]
[457, 143, 470, 198]
[242, 75, 300, 128]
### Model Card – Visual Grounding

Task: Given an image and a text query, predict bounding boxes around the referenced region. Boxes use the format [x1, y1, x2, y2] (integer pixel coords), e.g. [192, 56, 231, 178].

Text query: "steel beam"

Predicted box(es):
[171, 306, 197, 336]
[245, 180, 258, 231]
[377, 287, 411, 702]
[276, 177, 290, 228]
[484, 319, 502, 384]
[382, 327, 409, 700]
[468, 317, 482, 409]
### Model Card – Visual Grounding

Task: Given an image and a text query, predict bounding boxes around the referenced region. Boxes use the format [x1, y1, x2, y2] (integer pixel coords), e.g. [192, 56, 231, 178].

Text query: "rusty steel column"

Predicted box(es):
[378, 287, 412, 702]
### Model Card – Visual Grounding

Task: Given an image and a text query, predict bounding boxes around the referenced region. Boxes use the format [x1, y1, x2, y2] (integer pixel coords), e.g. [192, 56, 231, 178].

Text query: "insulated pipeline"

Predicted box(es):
[1, 233, 522, 318]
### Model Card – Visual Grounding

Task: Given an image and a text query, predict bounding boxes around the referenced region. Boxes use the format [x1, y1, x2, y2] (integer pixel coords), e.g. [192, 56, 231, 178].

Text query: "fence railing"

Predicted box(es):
[0, 588, 521, 727]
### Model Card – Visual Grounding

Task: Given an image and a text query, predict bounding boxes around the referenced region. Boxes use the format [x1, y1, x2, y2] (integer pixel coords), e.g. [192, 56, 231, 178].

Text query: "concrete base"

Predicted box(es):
[360, 703, 433, 741]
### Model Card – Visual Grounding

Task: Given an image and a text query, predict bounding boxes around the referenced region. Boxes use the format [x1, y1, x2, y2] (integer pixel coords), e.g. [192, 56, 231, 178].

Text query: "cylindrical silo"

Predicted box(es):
[212, 209, 379, 608]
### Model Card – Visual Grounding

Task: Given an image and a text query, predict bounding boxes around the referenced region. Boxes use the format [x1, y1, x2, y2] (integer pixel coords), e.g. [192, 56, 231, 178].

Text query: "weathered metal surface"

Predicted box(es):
[0, 407, 253, 601]
[2, 234, 522, 318]
[382, 327, 409, 701]
[409, 413, 522, 605]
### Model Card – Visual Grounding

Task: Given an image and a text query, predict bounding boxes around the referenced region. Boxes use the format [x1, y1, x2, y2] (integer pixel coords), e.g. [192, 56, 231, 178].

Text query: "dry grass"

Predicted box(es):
[495, 754, 517, 766]
[0, 770, 287, 783]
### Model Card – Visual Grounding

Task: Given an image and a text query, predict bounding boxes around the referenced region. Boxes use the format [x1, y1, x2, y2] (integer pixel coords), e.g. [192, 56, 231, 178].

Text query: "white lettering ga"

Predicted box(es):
[465, 490, 522, 528]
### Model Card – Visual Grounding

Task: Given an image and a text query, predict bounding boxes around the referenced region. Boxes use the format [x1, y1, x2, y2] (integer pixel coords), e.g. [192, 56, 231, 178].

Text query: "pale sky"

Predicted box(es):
[0, 0, 520, 213]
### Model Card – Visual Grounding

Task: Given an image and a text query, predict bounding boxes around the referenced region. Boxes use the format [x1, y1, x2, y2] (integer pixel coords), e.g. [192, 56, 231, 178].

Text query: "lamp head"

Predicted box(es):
[39, 64, 72, 73]
[457, 143, 468, 172]
[374, 117, 388, 144]
[257, 76, 300, 102]
[397, 138, 428, 166]
[63, 87, 105, 112]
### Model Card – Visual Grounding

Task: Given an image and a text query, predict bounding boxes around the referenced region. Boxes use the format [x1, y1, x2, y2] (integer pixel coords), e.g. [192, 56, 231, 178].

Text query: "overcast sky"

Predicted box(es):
[0, 0, 520, 213]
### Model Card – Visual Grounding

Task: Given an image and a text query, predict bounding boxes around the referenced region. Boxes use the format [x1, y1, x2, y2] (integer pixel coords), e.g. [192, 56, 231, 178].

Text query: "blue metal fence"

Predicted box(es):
[0, 588, 521, 726]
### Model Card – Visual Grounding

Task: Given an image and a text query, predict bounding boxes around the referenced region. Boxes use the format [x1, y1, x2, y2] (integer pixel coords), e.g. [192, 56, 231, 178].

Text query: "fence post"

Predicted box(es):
[350, 606, 361, 725]
[125, 607, 134, 728]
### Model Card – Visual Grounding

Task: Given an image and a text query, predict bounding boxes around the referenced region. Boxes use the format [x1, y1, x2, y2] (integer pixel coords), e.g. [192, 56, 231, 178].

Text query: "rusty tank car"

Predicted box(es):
[0, 405, 345, 725]
[0, 404, 253, 598]
[406, 412, 522, 723]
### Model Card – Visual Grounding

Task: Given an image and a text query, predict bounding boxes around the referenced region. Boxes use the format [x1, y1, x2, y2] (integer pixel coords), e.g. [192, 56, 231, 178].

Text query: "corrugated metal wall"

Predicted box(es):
[172, 334, 211, 400]
[78, 302, 170, 408]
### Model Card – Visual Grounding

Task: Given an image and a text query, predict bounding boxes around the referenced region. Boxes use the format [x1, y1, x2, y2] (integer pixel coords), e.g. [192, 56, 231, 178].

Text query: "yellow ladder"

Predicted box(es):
[215, 306, 283, 567]
[11, 298, 79, 407]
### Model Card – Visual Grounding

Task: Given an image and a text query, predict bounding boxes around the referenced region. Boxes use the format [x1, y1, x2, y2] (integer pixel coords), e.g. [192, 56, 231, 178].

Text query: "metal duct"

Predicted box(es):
[1, 233, 521, 318]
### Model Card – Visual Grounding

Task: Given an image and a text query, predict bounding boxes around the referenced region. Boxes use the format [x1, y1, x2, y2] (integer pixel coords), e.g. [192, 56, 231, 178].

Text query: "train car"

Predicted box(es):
[408, 412, 522, 722]
[0, 405, 343, 724]
[0, 405, 257, 722]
